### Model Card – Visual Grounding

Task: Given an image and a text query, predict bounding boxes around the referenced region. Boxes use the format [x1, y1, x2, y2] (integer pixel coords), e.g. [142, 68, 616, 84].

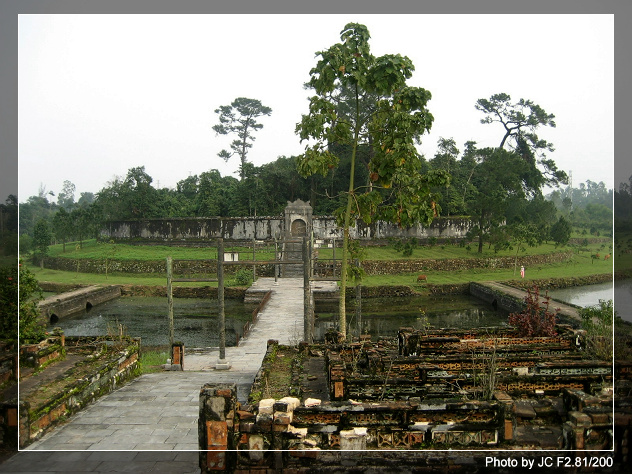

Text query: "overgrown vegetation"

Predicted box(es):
[508, 286, 559, 337]
[0, 260, 46, 342]
[580, 299, 614, 360]
[139, 349, 170, 374]
[248, 344, 304, 405]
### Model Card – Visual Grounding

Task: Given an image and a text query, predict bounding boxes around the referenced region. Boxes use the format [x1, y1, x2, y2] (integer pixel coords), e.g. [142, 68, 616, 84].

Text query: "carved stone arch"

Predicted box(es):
[290, 219, 307, 237]
[283, 199, 313, 239]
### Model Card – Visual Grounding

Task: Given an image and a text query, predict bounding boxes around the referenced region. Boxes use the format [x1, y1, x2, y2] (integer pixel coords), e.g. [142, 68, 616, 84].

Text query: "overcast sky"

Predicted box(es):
[18, 14, 614, 203]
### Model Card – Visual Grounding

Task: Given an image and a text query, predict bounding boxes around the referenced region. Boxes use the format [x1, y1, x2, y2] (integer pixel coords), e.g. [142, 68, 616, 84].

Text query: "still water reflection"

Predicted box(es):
[50, 282, 630, 347]
[313, 294, 510, 340]
[49, 294, 508, 346]
[48, 297, 257, 348]
[547, 280, 632, 324]
[547, 281, 614, 308]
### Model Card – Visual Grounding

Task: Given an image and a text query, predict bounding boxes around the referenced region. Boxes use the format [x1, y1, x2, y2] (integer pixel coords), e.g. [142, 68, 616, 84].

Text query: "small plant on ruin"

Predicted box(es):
[508, 286, 558, 337]
[418, 309, 431, 335]
[106, 318, 129, 350]
[480, 343, 498, 401]
[581, 299, 614, 360]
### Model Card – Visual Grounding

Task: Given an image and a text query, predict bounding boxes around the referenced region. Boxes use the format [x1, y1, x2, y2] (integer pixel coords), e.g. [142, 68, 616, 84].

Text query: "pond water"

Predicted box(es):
[614, 280, 632, 323]
[547, 281, 614, 308]
[47, 281, 632, 347]
[48, 293, 510, 347]
[313, 295, 510, 340]
[48, 297, 257, 348]
[547, 279, 632, 324]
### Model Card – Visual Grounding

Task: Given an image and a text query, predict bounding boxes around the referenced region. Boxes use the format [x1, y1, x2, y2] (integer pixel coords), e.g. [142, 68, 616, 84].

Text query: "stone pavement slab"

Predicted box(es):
[0, 450, 199, 473]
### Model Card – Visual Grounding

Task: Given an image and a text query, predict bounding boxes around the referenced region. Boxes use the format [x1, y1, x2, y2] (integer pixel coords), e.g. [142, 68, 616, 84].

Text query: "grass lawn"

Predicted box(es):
[24, 236, 616, 290]
[48, 239, 277, 261]
[362, 258, 613, 288]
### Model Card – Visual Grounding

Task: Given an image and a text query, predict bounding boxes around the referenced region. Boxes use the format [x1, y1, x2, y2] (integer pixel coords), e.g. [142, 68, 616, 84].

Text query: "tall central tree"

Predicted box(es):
[212, 97, 272, 181]
[296, 23, 448, 339]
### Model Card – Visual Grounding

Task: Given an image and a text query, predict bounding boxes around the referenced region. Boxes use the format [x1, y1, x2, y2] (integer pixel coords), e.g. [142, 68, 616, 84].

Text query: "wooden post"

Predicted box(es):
[274, 237, 279, 283]
[303, 237, 312, 343]
[217, 238, 228, 367]
[355, 258, 362, 339]
[252, 237, 256, 282]
[332, 238, 336, 278]
[166, 256, 174, 349]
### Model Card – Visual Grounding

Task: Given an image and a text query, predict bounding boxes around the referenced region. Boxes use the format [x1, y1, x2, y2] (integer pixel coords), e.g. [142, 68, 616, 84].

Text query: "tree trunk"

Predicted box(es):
[339, 92, 361, 341]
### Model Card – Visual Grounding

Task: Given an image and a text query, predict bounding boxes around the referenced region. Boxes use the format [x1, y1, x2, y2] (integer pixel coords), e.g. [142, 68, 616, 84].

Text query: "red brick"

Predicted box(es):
[334, 381, 344, 398]
[504, 419, 513, 440]
[589, 413, 610, 424]
[206, 420, 228, 448]
[7, 408, 18, 427]
[216, 389, 232, 398]
[206, 448, 226, 471]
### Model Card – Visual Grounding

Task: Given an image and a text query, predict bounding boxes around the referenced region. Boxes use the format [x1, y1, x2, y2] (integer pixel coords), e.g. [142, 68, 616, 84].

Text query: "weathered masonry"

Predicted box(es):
[101, 200, 472, 244]
[196, 323, 624, 472]
[38, 285, 121, 323]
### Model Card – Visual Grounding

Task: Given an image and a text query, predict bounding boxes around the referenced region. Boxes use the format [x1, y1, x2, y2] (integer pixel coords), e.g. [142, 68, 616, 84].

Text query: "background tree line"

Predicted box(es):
[17, 150, 614, 257]
[14, 83, 615, 260]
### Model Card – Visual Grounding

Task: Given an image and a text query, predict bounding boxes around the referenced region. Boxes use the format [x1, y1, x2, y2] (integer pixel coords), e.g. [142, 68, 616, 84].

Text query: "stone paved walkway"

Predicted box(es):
[1, 279, 336, 471]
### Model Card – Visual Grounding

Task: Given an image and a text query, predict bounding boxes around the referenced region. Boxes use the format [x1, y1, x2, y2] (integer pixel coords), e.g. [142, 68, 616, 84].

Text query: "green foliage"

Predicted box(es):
[391, 237, 418, 257]
[139, 350, 169, 374]
[212, 97, 272, 180]
[294, 22, 448, 338]
[33, 218, 52, 262]
[0, 261, 46, 342]
[550, 216, 572, 246]
[475, 93, 565, 188]
[580, 299, 613, 360]
[232, 268, 253, 286]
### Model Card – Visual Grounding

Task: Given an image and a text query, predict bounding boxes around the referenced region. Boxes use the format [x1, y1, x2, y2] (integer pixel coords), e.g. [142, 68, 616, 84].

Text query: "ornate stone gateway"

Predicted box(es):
[284, 199, 312, 239]
[281, 200, 312, 277]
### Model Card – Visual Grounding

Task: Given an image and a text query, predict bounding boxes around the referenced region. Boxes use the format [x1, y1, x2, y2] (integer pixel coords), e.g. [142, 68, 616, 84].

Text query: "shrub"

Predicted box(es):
[233, 268, 253, 286]
[581, 299, 613, 360]
[0, 260, 46, 342]
[508, 286, 558, 337]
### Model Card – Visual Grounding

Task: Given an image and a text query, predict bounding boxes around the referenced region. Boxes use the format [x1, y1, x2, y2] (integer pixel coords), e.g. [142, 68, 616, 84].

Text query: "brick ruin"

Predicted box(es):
[198, 325, 631, 472]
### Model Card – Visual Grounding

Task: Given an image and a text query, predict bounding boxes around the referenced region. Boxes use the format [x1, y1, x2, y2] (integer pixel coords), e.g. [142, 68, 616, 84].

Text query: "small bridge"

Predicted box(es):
[38, 285, 121, 324]
[470, 281, 582, 322]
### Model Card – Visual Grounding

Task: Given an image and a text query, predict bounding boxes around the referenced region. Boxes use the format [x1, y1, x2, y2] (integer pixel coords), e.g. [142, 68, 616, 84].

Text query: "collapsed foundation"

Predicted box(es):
[198, 325, 628, 472]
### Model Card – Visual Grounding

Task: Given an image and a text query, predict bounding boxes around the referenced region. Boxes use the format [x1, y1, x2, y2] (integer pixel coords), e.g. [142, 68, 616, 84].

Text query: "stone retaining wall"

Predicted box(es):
[38, 285, 121, 322]
[316, 252, 574, 277]
[38, 252, 574, 279]
[37, 255, 276, 278]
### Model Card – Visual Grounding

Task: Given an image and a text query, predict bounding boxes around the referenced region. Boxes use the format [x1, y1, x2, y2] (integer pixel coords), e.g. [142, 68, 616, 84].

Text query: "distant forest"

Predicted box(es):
[11, 139, 620, 258]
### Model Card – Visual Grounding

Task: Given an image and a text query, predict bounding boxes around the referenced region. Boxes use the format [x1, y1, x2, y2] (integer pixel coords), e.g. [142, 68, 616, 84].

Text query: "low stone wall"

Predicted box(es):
[19, 336, 141, 448]
[37, 255, 276, 278]
[469, 282, 526, 314]
[315, 252, 574, 277]
[39, 252, 574, 279]
[19, 334, 65, 369]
